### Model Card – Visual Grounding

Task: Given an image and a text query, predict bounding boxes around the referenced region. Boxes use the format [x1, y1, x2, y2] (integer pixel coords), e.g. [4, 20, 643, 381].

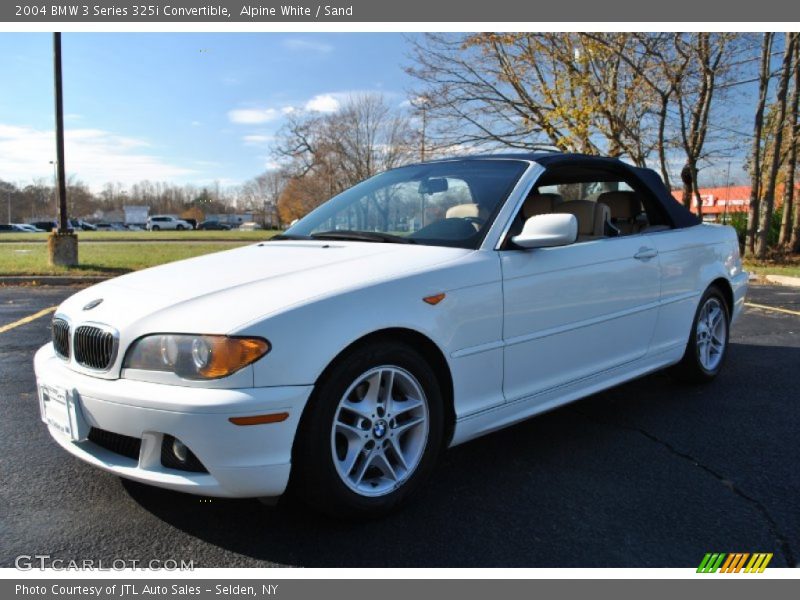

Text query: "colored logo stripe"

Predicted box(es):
[697, 553, 773, 573]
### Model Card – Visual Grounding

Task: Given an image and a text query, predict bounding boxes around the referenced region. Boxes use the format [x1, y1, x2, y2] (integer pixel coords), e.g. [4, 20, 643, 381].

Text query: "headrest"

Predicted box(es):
[522, 193, 562, 219]
[597, 191, 641, 220]
[446, 203, 483, 219]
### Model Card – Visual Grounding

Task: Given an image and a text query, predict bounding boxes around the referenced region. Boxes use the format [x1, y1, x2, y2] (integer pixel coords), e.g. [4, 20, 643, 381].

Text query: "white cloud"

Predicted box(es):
[263, 160, 282, 171]
[282, 38, 334, 54]
[242, 134, 273, 146]
[0, 123, 194, 190]
[304, 94, 340, 113]
[227, 107, 280, 124]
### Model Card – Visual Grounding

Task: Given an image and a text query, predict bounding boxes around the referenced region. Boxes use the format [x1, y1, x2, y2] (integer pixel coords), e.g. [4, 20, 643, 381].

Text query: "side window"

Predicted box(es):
[506, 170, 666, 248]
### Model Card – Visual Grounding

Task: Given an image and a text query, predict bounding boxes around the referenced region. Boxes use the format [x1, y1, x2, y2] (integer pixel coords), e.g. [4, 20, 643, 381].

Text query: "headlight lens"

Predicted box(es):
[123, 334, 270, 380]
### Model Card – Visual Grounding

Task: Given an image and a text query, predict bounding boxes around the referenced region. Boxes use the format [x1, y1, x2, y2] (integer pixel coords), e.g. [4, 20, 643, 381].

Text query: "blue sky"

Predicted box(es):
[0, 33, 415, 190]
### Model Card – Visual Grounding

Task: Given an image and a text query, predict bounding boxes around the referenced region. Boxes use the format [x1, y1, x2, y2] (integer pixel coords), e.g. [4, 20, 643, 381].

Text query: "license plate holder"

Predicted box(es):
[39, 382, 88, 442]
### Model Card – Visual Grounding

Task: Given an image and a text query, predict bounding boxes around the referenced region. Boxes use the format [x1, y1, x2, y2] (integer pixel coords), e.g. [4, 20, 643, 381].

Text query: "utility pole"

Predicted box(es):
[54, 33, 68, 233]
[48, 32, 78, 266]
[6, 190, 10, 224]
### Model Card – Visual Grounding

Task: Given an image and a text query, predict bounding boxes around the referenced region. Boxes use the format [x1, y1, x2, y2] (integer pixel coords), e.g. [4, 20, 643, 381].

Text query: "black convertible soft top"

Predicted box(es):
[430, 152, 701, 229]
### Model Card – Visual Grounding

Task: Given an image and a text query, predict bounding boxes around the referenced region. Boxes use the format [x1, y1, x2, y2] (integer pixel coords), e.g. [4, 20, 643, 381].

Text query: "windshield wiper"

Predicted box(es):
[309, 230, 415, 244]
[268, 233, 313, 241]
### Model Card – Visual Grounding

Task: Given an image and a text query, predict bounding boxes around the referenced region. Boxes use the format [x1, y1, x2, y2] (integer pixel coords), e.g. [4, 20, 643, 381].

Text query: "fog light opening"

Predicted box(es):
[172, 438, 189, 463]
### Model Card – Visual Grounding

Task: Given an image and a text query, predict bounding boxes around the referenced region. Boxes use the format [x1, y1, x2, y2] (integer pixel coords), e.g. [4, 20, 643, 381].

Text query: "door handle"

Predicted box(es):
[634, 247, 658, 260]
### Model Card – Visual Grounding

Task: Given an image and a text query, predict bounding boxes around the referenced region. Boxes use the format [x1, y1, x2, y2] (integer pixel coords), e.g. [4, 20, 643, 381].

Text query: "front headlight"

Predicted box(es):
[123, 334, 270, 380]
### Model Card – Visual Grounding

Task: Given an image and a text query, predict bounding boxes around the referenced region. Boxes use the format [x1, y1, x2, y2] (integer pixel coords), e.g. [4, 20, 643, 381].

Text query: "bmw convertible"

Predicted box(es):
[34, 153, 748, 517]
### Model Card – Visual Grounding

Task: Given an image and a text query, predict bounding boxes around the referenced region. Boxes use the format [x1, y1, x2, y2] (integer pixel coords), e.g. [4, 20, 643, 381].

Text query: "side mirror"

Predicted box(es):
[511, 213, 578, 249]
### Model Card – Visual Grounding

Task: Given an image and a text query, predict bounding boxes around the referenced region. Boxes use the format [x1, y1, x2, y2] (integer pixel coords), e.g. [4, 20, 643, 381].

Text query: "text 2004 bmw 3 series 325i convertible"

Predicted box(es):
[34, 153, 748, 517]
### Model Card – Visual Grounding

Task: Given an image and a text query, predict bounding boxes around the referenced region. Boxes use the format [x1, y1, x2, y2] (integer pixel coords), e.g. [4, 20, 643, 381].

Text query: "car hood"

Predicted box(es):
[57, 241, 471, 335]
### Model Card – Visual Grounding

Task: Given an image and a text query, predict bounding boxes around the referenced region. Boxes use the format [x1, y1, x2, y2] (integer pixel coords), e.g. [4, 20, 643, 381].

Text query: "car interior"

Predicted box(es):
[502, 165, 673, 248]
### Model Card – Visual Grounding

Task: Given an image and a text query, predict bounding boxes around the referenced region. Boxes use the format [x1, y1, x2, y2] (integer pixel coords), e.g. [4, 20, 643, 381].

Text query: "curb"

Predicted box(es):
[0, 275, 109, 286]
[764, 274, 800, 288]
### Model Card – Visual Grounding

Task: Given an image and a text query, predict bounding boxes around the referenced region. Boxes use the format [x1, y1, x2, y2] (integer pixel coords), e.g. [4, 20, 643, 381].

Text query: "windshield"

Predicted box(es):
[280, 159, 529, 249]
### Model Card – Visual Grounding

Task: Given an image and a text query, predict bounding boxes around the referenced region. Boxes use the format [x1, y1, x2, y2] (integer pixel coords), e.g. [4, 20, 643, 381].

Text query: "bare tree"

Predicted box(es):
[276, 93, 412, 189]
[746, 34, 775, 256]
[756, 33, 798, 258]
[406, 33, 662, 162]
[672, 33, 744, 219]
[782, 40, 800, 248]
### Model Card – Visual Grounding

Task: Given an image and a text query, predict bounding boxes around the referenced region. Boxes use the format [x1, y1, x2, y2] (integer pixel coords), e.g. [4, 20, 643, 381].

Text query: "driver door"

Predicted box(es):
[500, 235, 661, 403]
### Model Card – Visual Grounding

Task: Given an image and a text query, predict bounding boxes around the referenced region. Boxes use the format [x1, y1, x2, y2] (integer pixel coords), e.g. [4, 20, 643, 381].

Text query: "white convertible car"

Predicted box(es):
[34, 153, 747, 516]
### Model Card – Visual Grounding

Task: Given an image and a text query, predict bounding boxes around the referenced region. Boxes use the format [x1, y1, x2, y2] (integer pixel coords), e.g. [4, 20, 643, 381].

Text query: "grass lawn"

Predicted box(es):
[743, 256, 800, 279]
[0, 241, 254, 277]
[0, 230, 279, 243]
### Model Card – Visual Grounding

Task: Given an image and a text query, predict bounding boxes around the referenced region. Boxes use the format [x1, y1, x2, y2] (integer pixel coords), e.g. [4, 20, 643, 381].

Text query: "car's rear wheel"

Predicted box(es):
[151, 225, 160, 231]
[291, 340, 443, 518]
[672, 285, 730, 382]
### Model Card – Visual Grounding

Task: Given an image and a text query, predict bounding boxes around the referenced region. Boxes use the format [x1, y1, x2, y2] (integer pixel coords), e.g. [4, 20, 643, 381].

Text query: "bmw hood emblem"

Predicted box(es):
[82, 298, 104, 311]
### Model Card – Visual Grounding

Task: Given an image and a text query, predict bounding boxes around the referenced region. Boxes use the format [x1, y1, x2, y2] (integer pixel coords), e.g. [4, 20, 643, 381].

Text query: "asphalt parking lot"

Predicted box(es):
[1, 283, 798, 568]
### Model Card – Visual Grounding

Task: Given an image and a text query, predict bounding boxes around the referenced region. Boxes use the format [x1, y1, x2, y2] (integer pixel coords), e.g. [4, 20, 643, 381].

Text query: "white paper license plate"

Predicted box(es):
[38, 382, 88, 441]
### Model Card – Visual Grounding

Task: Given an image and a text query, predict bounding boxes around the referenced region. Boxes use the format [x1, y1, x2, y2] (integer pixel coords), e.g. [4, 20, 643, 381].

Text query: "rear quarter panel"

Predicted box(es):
[648, 224, 744, 356]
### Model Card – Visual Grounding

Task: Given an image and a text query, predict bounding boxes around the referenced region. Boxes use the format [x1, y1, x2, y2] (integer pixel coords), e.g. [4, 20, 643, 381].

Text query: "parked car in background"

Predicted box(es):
[94, 223, 127, 232]
[197, 220, 232, 231]
[145, 215, 194, 231]
[0, 223, 15, 233]
[69, 219, 97, 231]
[31, 221, 56, 232]
[12, 224, 46, 232]
[34, 153, 747, 518]
[238, 221, 263, 231]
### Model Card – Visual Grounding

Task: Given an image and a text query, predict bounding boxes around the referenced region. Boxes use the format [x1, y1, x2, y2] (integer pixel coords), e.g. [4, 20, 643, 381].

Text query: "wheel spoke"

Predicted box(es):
[373, 451, 398, 482]
[335, 420, 366, 440]
[340, 441, 367, 477]
[392, 415, 425, 437]
[390, 396, 425, 417]
[340, 399, 372, 421]
[379, 369, 395, 405]
[388, 437, 409, 471]
[352, 451, 374, 485]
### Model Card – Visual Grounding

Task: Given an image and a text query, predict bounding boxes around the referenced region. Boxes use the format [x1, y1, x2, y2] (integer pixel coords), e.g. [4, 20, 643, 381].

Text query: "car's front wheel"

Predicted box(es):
[672, 285, 730, 382]
[292, 340, 443, 518]
[176, 224, 184, 231]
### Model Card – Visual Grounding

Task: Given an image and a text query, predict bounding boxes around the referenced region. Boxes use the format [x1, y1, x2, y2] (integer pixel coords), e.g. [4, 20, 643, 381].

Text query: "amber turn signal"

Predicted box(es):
[423, 293, 446, 305]
[229, 412, 289, 426]
[199, 337, 271, 379]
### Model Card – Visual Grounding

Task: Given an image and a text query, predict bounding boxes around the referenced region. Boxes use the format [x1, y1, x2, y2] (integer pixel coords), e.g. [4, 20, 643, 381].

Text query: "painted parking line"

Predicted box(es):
[0, 306, 57, 335]
[744, 302, 800, 317]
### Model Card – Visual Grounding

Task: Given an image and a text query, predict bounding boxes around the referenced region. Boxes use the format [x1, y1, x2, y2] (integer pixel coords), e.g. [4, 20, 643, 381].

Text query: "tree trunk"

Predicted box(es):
[756, 33, 797, 259]
[681, 163, 692, 208]
[657, 98, 672, 191]
[746, 33, 773, 257]
[781, 41, 799, 247]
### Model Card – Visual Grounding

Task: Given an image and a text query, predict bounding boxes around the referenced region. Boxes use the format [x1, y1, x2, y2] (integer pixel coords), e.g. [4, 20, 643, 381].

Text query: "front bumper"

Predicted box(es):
[33, 344, 313, 498]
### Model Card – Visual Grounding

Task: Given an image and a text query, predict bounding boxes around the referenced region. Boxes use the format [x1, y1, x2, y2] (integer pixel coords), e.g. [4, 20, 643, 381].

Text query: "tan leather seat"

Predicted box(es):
[521, 193, 562, 219]
[597, 191, 642, 235]
[446, 203, 490, 231]
[446, 203, 488, 220]
[558, 200, 610, 240]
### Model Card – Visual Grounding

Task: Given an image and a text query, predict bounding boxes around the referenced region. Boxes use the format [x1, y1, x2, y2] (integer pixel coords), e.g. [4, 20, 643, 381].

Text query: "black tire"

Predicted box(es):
[671, 285, 730, 383]
[176, 224, 184, 231]
[151, 225, 160, 231]
[291, 340, 444, 518]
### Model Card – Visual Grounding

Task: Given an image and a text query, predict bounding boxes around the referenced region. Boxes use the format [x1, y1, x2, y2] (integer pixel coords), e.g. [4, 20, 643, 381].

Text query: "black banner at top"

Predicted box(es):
[2, 0, 800, 22]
